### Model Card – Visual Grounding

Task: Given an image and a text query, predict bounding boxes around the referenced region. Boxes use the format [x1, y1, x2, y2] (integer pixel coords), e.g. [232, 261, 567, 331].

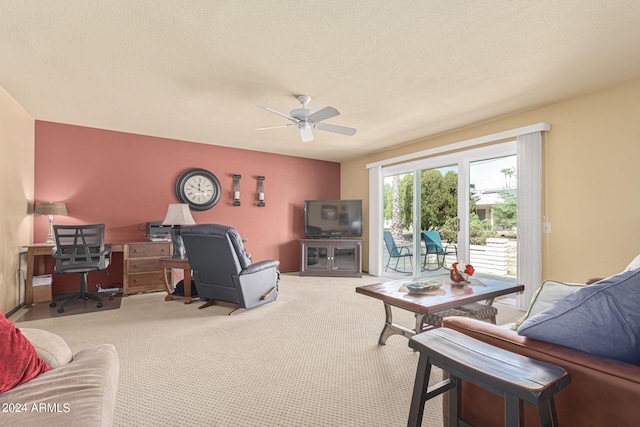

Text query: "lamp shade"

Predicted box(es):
[162, 204, 196, 226]
[34, 201, 68, 216]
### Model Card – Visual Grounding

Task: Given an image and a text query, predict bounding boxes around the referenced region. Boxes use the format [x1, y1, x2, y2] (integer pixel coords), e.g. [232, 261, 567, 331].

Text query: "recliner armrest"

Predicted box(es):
[240, 259, 280, 275]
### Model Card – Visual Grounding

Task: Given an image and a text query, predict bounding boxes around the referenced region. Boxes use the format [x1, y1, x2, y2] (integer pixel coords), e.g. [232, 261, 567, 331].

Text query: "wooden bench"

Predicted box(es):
[407, 328, 571, 427]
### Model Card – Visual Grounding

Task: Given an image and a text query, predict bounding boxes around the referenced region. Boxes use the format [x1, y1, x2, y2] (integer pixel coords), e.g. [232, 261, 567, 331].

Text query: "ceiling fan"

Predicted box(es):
[256, 95, 356, 142]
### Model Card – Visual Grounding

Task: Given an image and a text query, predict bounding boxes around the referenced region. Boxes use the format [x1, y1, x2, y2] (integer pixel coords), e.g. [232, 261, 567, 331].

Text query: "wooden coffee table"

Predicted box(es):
[356, 279, 524, 345]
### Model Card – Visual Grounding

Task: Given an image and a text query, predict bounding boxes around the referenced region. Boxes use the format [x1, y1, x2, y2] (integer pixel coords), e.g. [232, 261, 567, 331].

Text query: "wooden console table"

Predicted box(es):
[159, 257, 198, 304]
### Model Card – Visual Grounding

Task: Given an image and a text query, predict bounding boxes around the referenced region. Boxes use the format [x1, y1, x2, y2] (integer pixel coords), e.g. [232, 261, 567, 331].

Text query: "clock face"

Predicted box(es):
[176, 168, 221, 211]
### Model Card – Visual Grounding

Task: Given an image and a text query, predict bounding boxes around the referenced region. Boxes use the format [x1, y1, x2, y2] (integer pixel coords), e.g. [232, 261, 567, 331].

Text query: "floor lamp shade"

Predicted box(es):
[34, 201, 68, 244]
[161, 204, 196, 258]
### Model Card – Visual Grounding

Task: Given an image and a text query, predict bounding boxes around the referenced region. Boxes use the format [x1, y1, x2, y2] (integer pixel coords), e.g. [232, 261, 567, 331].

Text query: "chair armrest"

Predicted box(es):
[396, 242, 412, 254]
[240, 259, 280, 275]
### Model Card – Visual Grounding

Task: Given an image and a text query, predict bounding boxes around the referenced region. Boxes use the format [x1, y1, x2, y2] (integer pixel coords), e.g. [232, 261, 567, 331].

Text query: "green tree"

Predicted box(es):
[493, 192, 517, 229]
[385, 169, 496, 244]
[440, 213, 498, 245]
[500, 167, 515, 188]
[398, 170, 477, 236]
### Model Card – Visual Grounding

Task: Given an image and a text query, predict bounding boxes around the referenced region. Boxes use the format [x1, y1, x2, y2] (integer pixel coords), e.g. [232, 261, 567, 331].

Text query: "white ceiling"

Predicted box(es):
[2, 1, 640, 162]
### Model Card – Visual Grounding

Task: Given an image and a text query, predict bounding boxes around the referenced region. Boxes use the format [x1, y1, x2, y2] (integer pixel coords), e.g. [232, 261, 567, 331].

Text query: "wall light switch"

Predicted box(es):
[542, 222, 552, 234]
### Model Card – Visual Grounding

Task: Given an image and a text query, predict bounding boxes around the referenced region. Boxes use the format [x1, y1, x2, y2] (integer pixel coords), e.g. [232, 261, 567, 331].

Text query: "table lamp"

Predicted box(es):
[34, 201, 68, 244]
[161, 203, 196, 259]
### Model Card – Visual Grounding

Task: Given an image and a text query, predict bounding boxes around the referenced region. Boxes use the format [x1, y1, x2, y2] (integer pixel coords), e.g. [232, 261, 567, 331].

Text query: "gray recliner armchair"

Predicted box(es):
[181, 224, 280, 314]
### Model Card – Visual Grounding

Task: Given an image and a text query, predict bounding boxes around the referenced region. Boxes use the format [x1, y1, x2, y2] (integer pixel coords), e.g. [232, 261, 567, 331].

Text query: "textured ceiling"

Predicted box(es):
[2, 1, 640, 162]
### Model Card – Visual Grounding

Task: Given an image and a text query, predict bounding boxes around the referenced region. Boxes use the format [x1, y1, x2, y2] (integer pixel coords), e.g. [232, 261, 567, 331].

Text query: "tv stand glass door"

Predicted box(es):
[300, 239, 362, 278]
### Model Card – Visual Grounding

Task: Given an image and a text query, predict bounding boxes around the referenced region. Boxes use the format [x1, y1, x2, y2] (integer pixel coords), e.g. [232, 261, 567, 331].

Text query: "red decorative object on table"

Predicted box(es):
[450, 262, 474, 283]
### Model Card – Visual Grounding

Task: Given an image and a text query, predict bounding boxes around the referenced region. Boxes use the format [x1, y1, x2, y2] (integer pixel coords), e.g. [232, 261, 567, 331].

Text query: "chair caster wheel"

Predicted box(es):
[57, 307, 65, 313]
[49, 302, 57, 308]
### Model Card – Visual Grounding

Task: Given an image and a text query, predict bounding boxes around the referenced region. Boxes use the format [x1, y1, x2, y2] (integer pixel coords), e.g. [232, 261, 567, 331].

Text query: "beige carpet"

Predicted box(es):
[12, 273, 523, 427]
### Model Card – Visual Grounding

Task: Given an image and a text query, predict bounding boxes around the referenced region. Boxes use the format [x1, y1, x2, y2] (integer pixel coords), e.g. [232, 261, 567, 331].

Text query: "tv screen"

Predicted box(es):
[304, 199, 363, 237]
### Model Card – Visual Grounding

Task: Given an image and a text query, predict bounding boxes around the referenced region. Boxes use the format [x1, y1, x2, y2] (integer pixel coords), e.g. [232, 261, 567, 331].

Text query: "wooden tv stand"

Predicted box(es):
[300, 238, 362, 278]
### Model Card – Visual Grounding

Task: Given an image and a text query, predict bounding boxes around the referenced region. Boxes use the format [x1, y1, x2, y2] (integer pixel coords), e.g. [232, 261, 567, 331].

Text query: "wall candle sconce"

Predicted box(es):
[233, 174, 241, 206]
[257, 176, 265, 207]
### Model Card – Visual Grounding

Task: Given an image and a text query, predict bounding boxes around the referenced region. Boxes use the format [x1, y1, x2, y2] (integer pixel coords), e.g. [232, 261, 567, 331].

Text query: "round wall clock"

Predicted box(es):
[175, 168, 221, 211]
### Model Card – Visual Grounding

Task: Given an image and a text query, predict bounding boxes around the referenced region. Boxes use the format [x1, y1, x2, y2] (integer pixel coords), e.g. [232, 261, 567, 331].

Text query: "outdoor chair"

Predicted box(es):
[421, 230, 457, 271]
[383, 230, 413, 274]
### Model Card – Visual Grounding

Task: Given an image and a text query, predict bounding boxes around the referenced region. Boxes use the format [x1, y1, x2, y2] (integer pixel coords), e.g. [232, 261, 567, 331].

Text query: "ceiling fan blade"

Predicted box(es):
[308, 106, 340, 122]
[255, 124, 297, 130]
[257, 105, 299, 123]
[314, 122, 357, 136]
[299, 124, 314, 142]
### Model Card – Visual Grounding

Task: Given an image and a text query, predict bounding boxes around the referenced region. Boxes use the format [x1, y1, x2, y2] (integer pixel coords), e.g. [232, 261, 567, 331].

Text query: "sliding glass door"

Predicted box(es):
[469, 155, 518, 284]
[380, 143, 518, 293]
[416, 165, 459, 276]
[371, 126, 547, 309]
[382, 172, 414, 277]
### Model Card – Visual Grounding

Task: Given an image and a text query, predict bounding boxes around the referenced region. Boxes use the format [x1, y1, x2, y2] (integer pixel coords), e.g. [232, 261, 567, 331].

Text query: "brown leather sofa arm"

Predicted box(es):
[441, 317, 640, 427]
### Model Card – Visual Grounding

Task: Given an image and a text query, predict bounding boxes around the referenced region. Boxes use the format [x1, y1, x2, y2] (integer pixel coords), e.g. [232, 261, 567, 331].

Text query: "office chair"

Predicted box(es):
[49, 224, 112, 313]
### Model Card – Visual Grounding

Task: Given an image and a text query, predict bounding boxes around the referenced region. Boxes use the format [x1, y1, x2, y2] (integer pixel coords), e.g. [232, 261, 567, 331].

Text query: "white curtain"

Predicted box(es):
[368, 165, 383, 276]
[516, 131, 543, 307]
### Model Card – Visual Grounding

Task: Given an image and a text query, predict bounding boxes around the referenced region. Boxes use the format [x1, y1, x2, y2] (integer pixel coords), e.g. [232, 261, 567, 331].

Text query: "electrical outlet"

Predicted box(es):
[542, 222, 552, 234]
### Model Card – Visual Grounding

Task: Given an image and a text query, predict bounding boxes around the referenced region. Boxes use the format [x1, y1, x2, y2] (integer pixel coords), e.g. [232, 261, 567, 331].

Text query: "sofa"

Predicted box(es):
[441, 316, 640, 426]
[0, 327, 119, 426]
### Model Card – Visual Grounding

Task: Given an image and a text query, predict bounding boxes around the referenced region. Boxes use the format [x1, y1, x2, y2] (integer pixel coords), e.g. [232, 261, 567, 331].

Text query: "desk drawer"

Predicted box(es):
[124, 272, 164, 294]
[127, 242, 170, 258]
[123, 242, 171, 295]
[127, 258, 161, 273]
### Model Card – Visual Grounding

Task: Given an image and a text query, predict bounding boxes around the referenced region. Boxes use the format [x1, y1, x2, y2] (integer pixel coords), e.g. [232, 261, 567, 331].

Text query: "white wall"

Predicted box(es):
[0, 86, 35, 313]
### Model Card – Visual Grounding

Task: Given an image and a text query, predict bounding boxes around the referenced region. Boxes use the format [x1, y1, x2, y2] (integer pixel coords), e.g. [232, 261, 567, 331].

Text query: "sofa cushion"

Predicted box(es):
[19, 328, 73, 368]
[0, 311, 51, 393]
[0, 344, 119, 426]
[511, 280, 585, 331]
[518, 268, 640, 364]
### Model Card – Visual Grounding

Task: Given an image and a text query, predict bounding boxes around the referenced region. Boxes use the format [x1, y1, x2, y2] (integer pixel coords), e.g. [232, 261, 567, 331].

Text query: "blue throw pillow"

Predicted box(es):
[517, 268, 640, 364]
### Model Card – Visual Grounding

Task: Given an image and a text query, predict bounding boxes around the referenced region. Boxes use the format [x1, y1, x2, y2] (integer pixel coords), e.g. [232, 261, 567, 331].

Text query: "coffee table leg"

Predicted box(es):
[379, 302, 416, 345]
[415, 313, 428, 334]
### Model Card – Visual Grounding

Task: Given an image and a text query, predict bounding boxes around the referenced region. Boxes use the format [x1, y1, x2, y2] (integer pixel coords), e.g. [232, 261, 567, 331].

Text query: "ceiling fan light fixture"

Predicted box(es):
[257, 95, 356, 143]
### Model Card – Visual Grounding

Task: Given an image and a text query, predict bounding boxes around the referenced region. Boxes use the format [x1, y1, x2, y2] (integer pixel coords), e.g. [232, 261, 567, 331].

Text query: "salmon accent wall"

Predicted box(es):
[35, 121, 340, 292]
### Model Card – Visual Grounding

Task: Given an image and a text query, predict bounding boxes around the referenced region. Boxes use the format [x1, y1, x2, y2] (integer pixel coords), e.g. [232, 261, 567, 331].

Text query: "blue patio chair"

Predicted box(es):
[421, 230, 457, 271]
[383, 230, 413, 274]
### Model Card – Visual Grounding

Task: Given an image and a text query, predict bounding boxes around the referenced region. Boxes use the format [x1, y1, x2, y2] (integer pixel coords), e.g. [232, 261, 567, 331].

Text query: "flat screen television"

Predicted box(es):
[304, 199, 363, 238]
